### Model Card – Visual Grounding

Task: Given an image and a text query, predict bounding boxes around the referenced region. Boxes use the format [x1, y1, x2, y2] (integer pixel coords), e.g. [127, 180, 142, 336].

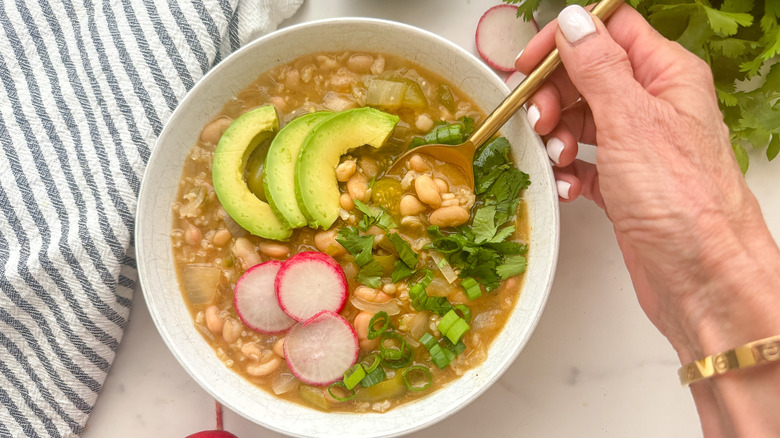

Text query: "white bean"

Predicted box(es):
[399, 194, 426, 216]
[222, 317, 243, 344]
[205, 305, 223, 334]
[414, 175, 441, 207]
[200, 117, 232, 145]
[314, 229, 346, 256]
[429, 206, 470, 227]
[241, 342, 262, 361]
[354, 286, 390, 303]
[415, 114, 434, 132]
[347, 173, 369, 202]
[354, 311, 378, 351]
[258, 242, 290, 259]
[273, 338, 285, 358]
[184, 223, 202, 247]
[408, 155, 430, 172]
[232, 237, 262, 270]
[246, 357, 282, 377]
[340, 193, 355, 211]
[213, 228, 232, 246]
[335, 160, 357, 182]
[434, 178, 449, 194]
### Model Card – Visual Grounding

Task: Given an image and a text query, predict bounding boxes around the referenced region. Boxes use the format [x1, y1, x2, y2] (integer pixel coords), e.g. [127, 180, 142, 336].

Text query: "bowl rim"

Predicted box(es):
[136, 16, 559, 438]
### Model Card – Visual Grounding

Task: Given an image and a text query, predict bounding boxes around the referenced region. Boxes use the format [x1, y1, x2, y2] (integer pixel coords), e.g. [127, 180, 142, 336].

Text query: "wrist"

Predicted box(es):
[672, 210, 780, 365]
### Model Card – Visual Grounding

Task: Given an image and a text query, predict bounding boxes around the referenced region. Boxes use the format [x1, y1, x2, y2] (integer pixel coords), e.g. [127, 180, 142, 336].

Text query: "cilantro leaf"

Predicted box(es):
[471, 205, 497, 244]
[353, 199, 397, 231]
[356, 260, 383, 288]
[496, 255, 527, 280]
[336, 227, 374, 266]
[391, 259, 416, 283]
[386, 233, 418, 268]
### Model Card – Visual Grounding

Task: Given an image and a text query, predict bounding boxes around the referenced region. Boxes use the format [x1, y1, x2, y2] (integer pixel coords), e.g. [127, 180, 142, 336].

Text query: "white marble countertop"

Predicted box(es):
[85, 1, 779, 436]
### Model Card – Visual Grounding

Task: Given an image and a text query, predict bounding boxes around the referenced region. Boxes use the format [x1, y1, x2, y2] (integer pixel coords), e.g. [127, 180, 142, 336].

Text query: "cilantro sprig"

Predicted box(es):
[427, 136, 530, 292]
[503, 0, 780, 172]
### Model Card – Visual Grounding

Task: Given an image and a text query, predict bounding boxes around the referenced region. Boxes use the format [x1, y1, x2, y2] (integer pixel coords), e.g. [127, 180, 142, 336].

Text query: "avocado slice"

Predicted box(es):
[263, 111, 335, 228]
[295, 107, 400, 229]
[212, 105, 293, 241]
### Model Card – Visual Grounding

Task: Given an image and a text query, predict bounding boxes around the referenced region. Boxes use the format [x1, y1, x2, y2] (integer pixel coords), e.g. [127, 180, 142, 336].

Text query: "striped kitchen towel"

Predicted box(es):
[0, 0, 302, 436]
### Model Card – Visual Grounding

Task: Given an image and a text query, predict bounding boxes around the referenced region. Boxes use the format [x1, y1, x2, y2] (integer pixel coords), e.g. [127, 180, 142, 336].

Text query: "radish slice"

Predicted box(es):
[476, 4, 539, 72]
[275, 251, 348, 321]
[234, 261, 296, 334]
[505, 70, 527, 90]
[284, 310, 359, 385]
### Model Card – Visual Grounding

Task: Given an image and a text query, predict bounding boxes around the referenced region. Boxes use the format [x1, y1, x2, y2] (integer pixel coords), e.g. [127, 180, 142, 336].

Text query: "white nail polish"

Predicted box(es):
[514, 49, 524, 65]
[557, 180, 571, 200]
[546, 137, 565, 165]
[526, 104, 540, 130]
[558, 5, 596, 44]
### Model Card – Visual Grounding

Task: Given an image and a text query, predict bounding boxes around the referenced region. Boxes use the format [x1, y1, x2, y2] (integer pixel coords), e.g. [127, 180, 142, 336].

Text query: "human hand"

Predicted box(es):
[515, 4, 780, 361]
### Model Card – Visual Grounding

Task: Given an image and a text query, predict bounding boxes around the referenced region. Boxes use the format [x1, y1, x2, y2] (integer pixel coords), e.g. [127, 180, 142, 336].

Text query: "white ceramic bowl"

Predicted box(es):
[136, 17, 559, 438]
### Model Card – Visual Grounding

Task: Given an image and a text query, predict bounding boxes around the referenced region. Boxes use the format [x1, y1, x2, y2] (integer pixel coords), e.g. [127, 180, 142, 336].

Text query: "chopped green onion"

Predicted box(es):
[442, 337, 466, 354]
[402, 366, 433, 391]
[367, 311, 390, 340]
[445, 318, 470, 345]
[438, 309, 470, 345]
[428, 343, 455, 369]
[380, 332, 414, 369]
[453, 304, 471, 323]
[343, 363, 366, 390]
[360, 365, 386, 388]
[419, 332, 437, 350]
[360, 353, 381, 373]
[327, 381, 355, 401]
[460, 277, 482, 301]
[437, 309, 460, 335]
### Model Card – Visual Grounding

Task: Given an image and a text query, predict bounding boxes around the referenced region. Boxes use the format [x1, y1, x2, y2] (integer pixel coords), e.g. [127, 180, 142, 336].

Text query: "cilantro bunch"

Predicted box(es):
[504, 0, 780, 172]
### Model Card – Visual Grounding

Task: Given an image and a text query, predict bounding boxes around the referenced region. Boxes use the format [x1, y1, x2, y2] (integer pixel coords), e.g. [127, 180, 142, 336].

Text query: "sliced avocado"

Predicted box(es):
[263, 111, 334, 228]
[212, 105, 292, 241]
[295, 107, 399, 229]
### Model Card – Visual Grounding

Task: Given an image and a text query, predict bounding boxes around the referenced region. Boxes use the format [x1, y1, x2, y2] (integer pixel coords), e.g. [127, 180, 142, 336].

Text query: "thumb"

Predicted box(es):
[554, 5, 647, 124]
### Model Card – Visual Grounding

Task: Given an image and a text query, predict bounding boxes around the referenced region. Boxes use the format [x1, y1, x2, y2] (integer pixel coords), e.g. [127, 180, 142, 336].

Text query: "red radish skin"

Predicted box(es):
[275, 251, 348, 322]
[186, 431, 238, 438]
[476, 4, 539, 72]
[505, 70, 527, 90]
[234, 261, 296, 334]
[284, 310, 359, 386]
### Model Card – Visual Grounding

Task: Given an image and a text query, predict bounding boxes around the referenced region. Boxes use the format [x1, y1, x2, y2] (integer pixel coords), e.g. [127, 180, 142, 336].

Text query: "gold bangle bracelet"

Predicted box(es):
[679, 335, 780, 386]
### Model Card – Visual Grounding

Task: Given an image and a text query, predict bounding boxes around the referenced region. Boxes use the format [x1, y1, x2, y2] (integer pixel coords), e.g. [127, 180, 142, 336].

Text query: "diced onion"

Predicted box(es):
[272, 373, 299, 395]
[429, 251, 458, 284]
[350, 296, 402, 315]
[409, 311, 430, 339]
[182, 264, 221, 305]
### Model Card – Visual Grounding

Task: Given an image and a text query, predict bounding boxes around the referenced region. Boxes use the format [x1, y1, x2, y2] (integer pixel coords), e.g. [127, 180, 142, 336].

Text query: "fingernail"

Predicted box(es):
[557, 180, 571, 200]
[514, 49, 524, 65]
[558, 5, 596, 44]
[526, 104, 540, 130]
[546, 137, 565, 165]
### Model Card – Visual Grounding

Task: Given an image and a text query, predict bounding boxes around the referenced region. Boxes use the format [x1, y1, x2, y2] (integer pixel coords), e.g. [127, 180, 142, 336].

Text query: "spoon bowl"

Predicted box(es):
[390, 0, 624, 186]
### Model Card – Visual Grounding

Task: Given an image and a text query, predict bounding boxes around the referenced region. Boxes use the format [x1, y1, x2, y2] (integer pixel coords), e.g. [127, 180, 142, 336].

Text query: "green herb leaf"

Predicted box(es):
[353, 199, 397, 231]
[336, 227, 374, 266]
[496, 255, 528, 280]
[386, 233, 418, 268]
[356, 260, 383, 288]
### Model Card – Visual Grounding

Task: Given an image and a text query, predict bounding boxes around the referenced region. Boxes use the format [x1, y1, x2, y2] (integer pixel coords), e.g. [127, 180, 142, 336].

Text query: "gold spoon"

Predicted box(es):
[389, 0, 624, 186]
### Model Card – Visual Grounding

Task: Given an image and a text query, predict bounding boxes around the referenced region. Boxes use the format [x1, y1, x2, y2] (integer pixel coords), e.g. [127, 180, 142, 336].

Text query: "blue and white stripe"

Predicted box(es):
[0, 0, 301, 435]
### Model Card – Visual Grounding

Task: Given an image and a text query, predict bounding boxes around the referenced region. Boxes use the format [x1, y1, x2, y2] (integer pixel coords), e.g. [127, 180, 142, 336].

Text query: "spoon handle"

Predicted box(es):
[468, 0, 625, 149]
